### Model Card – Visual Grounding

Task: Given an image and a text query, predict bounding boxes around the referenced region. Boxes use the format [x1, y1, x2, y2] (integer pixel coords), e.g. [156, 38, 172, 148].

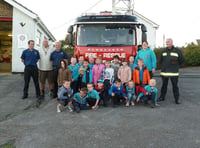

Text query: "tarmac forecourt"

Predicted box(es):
[0, 67, 200, 148]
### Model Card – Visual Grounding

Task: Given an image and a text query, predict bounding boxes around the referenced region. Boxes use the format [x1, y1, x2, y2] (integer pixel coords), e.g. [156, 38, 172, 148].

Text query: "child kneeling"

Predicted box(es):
[57, 80, 73, 113]
[109, 79, 127, 107]
[95, 80, 106, 107]
[126, 81, 136, 107]
[72, 87, 90, 113]
[87, 83, 100, 110]
[137, 79, 160, 108]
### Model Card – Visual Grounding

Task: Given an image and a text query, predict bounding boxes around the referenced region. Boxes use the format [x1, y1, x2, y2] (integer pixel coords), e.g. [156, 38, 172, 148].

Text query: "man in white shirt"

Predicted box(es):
[38, 39, 54, 98]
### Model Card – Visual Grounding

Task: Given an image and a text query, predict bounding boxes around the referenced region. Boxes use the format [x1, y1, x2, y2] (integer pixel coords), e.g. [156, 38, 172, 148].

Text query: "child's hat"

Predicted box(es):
[97, 79, 104, 83]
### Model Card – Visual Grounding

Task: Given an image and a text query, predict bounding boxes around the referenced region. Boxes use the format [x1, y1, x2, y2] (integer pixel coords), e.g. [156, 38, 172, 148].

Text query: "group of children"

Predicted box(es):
[56, 55, 159, 113]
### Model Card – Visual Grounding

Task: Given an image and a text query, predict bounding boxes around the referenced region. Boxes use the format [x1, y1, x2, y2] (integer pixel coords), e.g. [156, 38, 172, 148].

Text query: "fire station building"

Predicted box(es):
[0, 0, 56, 73]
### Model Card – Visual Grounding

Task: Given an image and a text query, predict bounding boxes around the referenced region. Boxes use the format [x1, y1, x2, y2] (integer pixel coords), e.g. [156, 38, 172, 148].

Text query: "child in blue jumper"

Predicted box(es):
[126, 81, 136, 107]
[109, 79, 127, 107]
[137, 79, 160, 108]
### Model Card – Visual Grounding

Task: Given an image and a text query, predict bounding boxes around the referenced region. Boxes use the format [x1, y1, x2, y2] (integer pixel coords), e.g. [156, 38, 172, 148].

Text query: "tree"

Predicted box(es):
[60, 33, 75, 48]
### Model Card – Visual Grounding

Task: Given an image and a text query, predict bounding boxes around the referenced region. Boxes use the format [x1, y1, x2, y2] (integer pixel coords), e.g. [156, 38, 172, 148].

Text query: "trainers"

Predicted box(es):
[67, 106, 73, 112]
[151, 103, 160, 108]
[126, 102, 129, 107]
[155, 103, 160, 107]
[57, 105, 61, 113]
[131, 102, 135, 106]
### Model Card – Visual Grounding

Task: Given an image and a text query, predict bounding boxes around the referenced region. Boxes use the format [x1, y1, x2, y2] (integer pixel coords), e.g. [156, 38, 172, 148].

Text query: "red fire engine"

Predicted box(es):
[68, 13, 147, 60]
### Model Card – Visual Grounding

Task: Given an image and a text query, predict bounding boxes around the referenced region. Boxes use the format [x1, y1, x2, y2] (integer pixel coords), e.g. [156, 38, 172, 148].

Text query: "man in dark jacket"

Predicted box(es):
[50, 42, 68, 98]
[158, 39, 184, 104]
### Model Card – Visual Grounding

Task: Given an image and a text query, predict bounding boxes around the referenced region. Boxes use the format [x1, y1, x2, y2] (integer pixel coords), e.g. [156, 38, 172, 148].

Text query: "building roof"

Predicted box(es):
[133, 11, 159, 29]
[4, 0, 56, 41]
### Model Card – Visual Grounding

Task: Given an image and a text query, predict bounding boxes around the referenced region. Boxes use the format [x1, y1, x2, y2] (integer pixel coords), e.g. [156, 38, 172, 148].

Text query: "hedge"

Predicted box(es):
[183, 45, 200, 66]
[154, 48, 162, 69]
[62, 47, 75, 58]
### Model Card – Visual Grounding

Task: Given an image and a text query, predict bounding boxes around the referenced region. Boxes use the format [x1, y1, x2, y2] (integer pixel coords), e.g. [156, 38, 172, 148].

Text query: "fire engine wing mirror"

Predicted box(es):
[141, 24, 147, 32]
[67, 33, 73, 46]
[67, 25, 73, 33]
[142, 32, 147, 43]
[141, 24, 147, 42]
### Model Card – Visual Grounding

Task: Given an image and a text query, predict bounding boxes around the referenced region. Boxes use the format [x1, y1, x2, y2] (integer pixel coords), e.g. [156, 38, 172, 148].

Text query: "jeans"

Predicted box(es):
[72, 100, 90, 112]
[140, 92, 156, 104]
[127, 93, 136, 103]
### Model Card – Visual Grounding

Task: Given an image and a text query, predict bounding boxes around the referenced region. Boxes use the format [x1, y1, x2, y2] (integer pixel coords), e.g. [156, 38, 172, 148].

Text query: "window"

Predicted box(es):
[36, 30, 42, 46]
[77, 24, 136, 47]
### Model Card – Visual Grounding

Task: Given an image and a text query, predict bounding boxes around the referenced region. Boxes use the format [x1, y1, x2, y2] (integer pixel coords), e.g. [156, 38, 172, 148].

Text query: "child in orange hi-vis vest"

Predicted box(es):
[133, 58, 150, 97]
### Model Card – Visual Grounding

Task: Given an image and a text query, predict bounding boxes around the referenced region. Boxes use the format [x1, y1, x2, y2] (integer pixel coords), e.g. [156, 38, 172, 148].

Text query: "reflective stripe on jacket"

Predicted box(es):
[160, 46, 184, 77]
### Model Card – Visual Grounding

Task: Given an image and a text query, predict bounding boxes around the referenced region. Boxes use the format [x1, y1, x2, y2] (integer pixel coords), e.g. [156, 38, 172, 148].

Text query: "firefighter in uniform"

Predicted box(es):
[158, 39, 184, 104]
[21, 40, 41, 101]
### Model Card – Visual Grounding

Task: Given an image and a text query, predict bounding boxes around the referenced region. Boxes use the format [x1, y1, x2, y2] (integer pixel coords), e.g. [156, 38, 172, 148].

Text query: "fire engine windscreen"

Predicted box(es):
[77, 24, 136, 47]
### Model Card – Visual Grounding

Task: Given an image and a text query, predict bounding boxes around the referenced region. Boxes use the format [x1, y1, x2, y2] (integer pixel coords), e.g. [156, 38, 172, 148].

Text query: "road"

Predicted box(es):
[0, 67, 200, 148]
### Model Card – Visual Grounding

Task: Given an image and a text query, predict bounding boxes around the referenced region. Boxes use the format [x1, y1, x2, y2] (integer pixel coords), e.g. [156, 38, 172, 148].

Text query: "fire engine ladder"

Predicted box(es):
[112, 0, 134, 15]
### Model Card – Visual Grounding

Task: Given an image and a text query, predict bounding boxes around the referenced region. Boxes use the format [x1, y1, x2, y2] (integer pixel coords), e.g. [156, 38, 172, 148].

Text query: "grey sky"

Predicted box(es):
[16, 0, 200, 47]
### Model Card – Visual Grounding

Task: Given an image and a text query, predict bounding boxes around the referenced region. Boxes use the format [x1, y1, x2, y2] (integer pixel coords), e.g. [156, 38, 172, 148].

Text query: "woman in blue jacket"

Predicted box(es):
[134, 41, 157, 78]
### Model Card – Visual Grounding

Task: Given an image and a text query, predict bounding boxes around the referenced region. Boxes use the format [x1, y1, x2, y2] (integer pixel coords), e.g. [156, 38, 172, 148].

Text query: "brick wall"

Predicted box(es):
[0, 1, 13, 17]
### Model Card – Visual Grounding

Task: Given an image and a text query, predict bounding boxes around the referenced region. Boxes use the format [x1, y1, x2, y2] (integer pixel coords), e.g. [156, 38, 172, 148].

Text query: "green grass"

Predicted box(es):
[0, 139, 16, 148]
[0, 144, 15, 148]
